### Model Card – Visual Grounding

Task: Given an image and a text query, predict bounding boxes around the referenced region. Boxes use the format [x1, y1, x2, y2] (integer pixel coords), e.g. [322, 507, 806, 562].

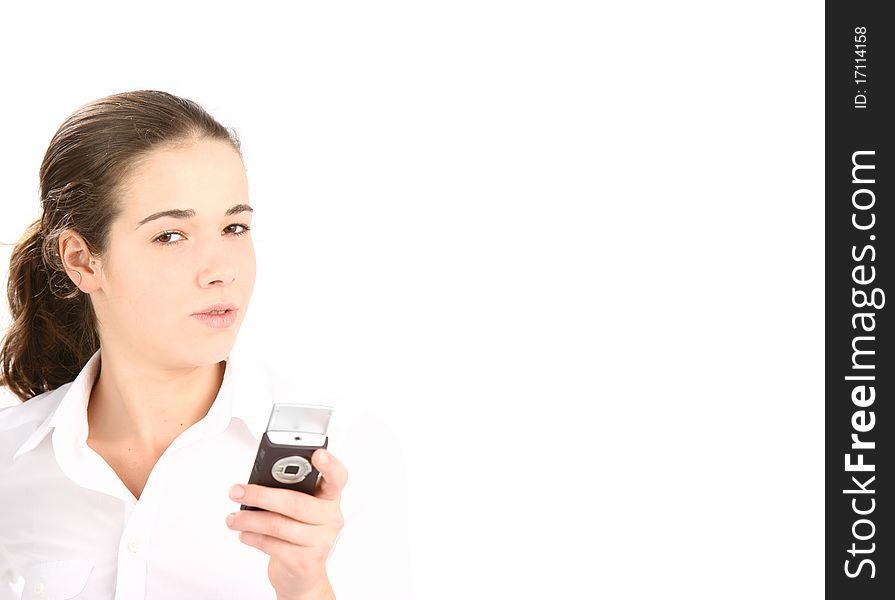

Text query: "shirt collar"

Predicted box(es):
[226, 349, 274, 441]
[13, 347, 272, 460]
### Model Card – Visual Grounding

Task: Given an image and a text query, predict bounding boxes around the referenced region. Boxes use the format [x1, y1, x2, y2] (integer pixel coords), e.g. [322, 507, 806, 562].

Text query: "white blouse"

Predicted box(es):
[0, 348, 411, 599]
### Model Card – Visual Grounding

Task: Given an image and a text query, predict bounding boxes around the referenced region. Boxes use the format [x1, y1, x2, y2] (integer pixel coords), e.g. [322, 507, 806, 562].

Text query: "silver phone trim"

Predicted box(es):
[267, 403, 333, 435]
[267, 431, 328, 447]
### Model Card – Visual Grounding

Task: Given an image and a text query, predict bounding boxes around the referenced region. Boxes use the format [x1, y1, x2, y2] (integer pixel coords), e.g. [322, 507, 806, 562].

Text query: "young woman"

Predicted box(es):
[0, 90, 349, 599]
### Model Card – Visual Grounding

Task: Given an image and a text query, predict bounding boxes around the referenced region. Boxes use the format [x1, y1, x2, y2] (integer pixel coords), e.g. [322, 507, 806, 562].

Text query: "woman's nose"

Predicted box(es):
[201, 270, 236, 287]
[198, 263, 237, 288]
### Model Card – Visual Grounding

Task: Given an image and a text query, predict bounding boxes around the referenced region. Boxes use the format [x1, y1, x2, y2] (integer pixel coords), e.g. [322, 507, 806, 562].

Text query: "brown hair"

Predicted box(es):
[0, 90, 242, 401]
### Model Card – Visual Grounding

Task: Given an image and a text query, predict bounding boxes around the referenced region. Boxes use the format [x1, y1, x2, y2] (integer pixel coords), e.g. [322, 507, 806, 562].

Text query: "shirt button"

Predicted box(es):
[33, 581, 45, 594]
[128, 540, 141, 553]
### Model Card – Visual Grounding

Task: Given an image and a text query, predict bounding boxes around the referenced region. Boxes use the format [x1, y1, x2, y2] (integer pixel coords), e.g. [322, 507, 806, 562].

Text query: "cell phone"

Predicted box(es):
[240, 403, 334, 511]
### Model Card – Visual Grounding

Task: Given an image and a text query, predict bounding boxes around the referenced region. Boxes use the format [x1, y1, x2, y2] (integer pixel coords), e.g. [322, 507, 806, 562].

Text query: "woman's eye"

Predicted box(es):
[225, 223, 252, 236]
[154, 231, 185, 245]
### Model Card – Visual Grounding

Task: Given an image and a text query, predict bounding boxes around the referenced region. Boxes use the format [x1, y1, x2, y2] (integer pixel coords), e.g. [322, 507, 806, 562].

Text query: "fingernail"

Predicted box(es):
[229, 484, 245, 499]
[226, 513, 236, 527]
[318, 450, 329, 465]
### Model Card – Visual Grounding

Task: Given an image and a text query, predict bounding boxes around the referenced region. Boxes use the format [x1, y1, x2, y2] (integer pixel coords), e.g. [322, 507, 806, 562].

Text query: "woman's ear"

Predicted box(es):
[59, 230, 101, 293]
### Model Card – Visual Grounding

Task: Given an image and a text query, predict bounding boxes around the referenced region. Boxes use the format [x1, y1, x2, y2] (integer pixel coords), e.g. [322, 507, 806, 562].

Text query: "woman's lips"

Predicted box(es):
[191, 309, 238, 328]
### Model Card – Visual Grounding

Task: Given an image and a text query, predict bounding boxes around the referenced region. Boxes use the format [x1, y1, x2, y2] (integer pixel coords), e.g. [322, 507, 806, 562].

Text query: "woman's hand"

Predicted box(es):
[226, 449, 349, 600]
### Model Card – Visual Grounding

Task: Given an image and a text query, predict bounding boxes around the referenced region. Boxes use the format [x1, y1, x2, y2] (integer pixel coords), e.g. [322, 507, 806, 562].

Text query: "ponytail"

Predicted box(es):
[0, 218, 99, 401]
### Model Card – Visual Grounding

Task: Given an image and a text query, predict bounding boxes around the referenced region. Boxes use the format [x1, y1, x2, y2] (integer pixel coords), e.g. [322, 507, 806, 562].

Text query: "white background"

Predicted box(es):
[0, 1, 823, 598]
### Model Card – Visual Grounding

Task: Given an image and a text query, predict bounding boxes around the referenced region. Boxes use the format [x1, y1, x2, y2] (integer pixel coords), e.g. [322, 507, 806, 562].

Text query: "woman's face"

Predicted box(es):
[90, 139, 256, 368]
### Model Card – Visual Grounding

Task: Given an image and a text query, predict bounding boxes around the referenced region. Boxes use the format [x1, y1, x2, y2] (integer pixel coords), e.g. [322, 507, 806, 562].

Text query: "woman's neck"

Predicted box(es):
[86, 349, 226, 455]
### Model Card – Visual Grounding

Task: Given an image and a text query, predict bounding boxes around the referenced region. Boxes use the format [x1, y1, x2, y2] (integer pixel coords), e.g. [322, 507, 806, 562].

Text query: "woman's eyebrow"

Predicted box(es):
[136, 204, 253, 229]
